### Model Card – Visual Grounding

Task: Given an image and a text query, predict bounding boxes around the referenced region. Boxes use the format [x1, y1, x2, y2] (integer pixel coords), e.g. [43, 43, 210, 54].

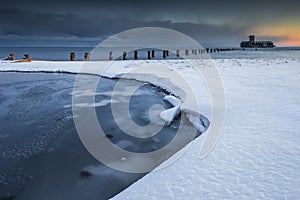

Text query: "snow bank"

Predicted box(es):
[163, 95, 181, 107]
[112, 57, 300, 199]
[159, 95, 181, 124]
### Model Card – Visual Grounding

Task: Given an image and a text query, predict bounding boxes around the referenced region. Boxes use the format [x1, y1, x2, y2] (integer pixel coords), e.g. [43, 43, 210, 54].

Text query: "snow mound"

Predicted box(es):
[160, 106, 180, 125]
[163, 95, 181, 107]
[160, 95, 181, 124]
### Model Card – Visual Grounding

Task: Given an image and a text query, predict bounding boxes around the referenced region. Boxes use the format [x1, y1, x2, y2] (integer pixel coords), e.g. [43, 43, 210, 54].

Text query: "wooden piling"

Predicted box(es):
[148, 50, 151, 59]
[176, 50, 180, 57]
[185, 49, 189, 56]
[151, 50, 155, 58]
[123, 51, 128, 60]
[163, 50, 166, 59]
[3, 53, 15, 61]
[84, 52, 90, 61]
[70, 52, 76, 61]
[134, 50, 138, 60]
[109, 51, 113, 60]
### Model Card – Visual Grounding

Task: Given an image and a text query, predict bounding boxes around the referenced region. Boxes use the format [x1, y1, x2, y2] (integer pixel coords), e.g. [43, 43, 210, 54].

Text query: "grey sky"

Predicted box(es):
[0, 0, 299, 47]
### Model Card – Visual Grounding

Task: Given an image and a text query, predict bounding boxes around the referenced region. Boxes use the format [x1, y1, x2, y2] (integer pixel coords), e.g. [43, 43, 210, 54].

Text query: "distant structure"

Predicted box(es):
[240, 35, 275, 48]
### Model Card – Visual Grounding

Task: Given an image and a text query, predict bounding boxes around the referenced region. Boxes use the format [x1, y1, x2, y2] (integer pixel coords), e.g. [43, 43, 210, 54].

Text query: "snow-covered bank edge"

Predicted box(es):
[111, 56, 300, 200]
[0, 60, 209, 132]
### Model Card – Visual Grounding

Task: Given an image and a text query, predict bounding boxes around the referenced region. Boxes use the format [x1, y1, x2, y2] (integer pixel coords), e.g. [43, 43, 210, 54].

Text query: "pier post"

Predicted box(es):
[147, 50, 151, 59]
[70, 52, 76, 61]
[163, 50, 166, 59]
[109, 51, 113, 60]
[151, 50, 155, 58]
[3, 54, 15, 61]
[84, 52, 90, 61]
[176, 50, 180, 57]
[134, 50, 138, 60]
[185, 49, 189, 56]
[123, 51, 128, 60]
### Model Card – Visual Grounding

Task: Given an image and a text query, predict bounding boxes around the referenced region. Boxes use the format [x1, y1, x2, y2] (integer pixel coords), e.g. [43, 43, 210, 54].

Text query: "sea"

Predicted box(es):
[0, 46, 300, 61]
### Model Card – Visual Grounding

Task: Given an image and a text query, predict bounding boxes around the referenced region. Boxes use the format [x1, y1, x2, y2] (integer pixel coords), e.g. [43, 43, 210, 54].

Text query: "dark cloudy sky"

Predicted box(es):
[1, 0, 299, 47]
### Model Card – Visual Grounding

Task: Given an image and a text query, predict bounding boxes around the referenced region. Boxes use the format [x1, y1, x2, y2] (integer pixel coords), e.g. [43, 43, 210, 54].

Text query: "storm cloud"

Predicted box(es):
[0, 0, 299, 46]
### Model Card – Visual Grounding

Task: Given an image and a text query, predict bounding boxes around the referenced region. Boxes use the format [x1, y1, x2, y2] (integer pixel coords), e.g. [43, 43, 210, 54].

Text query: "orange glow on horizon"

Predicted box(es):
[253, 21, 300, 47]
[277, 39, 300, 47]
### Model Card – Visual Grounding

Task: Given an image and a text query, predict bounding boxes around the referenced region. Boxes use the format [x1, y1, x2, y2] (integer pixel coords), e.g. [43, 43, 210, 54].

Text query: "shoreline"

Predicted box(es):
[0, 71, 208, 199]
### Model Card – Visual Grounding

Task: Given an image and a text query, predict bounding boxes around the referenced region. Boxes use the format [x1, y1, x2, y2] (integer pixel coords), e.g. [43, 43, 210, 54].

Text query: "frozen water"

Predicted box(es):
[0, 72, 208, 199]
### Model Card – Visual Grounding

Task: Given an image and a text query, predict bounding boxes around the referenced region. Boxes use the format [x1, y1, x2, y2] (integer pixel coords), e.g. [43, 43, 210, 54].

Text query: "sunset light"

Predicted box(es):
[254, 21, 300, 46]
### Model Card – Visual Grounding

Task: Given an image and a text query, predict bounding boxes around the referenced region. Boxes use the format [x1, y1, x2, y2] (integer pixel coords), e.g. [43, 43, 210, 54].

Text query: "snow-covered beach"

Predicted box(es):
[0, 49, 300, 199]
[113, 56, 300, 199]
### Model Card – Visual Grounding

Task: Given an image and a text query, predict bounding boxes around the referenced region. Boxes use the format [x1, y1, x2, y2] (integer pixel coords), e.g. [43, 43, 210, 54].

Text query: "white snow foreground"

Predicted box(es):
[112, 58, 300, 199]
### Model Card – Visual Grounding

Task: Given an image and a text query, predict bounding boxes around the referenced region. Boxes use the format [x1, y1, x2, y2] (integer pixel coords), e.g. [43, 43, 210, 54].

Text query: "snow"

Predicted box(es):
[112, 58, 300, 199]
[163, 95, 182, 107]
[1, 56, 300, 199]
[160, 95, 181, 124]
[160, 106, 180, 125]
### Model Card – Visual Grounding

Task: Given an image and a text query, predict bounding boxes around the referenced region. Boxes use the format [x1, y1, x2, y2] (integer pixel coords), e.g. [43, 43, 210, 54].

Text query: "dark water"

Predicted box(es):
[0, 72, 208, 200]
[0, 47, 93, 61]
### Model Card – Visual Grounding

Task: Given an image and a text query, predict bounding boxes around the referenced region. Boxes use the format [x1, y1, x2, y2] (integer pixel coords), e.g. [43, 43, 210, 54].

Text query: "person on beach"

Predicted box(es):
[2, 54, 15, 61]
[16, 54, 33, 62]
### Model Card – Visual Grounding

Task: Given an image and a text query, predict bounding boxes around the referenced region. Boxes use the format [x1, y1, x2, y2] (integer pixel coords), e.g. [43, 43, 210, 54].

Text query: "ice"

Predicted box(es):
[0, 71, 209, 199]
